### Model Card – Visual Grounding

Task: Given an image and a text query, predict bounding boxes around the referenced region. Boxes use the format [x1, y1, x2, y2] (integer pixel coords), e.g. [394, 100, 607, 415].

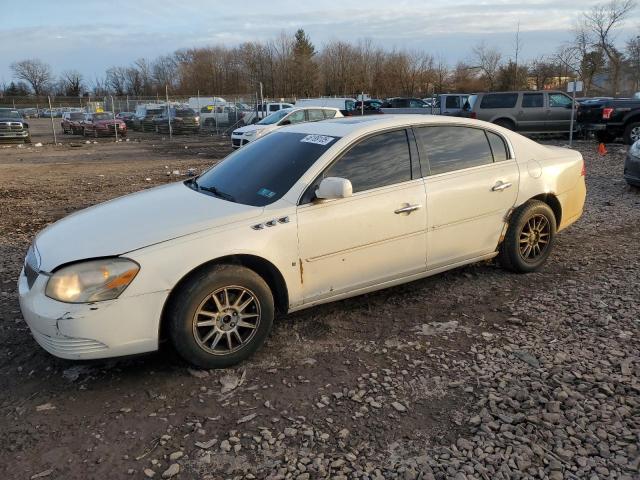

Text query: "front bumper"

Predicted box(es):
[0, 130, 29, 139]
[18, 268, 166, 360]
[231, 135, 250, 149]
[624, 153, 640, 186]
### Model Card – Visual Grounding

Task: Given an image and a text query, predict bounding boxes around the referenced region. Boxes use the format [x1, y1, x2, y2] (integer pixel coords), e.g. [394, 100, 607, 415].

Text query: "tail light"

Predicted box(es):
[470, 112, 477, 119]
[581, 159, 586, 176]
[602, 107, 614, 120]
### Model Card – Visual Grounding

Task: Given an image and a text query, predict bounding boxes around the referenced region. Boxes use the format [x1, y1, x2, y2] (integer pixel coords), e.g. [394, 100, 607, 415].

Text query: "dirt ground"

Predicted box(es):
[0, 120, 638, 480]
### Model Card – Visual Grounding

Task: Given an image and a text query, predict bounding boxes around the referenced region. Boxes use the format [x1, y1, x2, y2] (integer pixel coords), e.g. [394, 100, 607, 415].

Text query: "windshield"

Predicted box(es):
[170, 108, 196, 117]
[146, 108, 163, 116]
[257, 109, 290, 125]
[0, 109, 22, 119]
[93, 113, 113, 120]
[192, 131, 339, 206]
[70, 113, 84, 120]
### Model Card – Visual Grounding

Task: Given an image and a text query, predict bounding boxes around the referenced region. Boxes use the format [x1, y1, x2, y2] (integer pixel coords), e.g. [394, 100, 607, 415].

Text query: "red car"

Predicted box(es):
[81, 112, 127, 137]
[61, 112, 86, 135]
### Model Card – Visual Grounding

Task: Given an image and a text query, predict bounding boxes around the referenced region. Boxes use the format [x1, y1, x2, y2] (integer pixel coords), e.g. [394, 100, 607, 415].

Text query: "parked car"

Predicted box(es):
[462, 91, 577, 133]
[383, 94, 468, 116]
[230, 107, 342, 148]
[295, 98, 355, 116]
[132, 104, 166, 132]
[18, 115, 586, 368]
[81, 112, 127, 137]
[0, 108, 30, 143]
[382, 97, 428, 109]
[353, 99, 384, 115]
[577, 97, 640, 144]
[624, 140, 640, 187]
[21, 108, 40, 118]
[116, 112, 136, 128]
[152, 107, 200, 134]
[200, 104, 246, 128]
[61, 112, 86, 135]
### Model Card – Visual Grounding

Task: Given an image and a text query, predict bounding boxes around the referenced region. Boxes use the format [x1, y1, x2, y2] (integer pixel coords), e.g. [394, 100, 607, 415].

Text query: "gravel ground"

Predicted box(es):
[0, 124, 638, 479]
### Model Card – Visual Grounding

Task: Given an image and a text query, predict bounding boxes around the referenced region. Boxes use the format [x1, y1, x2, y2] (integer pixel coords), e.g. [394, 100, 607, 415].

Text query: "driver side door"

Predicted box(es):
[296, 129, 427, 304]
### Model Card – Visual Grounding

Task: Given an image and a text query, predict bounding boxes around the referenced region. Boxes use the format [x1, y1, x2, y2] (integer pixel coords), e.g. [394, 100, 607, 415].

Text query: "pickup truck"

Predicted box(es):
[380, 94, 468, 116]
[200, 102, 293, 129]
[0, 108, 30, 142]
[578, 97, 640, 144]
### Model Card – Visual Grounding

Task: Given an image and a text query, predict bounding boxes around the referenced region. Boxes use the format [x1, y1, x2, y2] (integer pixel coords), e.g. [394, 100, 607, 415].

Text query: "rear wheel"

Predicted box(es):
[499, 200, 556, 273]
[493, 118, 515, 130]
[167, 265, 274, 368]
[623, 122, 640, 145]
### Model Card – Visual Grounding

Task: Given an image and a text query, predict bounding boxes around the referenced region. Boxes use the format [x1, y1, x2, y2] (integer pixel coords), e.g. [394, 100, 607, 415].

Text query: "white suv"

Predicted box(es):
[231, 107, 342, 148]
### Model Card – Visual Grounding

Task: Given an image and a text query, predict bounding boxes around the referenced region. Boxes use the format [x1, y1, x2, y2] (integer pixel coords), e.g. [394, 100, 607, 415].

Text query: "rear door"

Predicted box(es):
[517, 92, 546, 131]
[546, 92, 574, 132]
[415, 125, 519, 269]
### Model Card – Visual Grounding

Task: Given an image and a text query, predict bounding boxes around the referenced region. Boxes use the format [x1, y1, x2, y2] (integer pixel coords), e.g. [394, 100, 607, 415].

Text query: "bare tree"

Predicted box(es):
[626, 35, 640, 91]
[471, 42, 502, 90]
[59, 70, 84, 96]
[10, 59, 53, 95]
[105, 66, 128, 95]
[584, 0, 636, 94]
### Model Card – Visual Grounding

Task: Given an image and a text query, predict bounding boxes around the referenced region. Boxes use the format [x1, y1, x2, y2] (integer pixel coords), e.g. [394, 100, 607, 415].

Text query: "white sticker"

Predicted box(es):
[300, 134, 335, 146]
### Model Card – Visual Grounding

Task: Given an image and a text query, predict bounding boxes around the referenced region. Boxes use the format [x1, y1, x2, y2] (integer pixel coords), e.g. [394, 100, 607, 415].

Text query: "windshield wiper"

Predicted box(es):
[198, 184, 236, 202]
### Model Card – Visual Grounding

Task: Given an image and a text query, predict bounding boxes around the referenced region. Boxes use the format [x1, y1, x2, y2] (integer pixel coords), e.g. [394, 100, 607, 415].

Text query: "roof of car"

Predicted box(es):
[282, 114, 493, 138]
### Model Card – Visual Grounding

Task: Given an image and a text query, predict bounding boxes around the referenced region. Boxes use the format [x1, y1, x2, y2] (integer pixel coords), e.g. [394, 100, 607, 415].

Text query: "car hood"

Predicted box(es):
[233, 124, 273, 135]
[0, 117, 24, 123]
[34, 182, 264, 272]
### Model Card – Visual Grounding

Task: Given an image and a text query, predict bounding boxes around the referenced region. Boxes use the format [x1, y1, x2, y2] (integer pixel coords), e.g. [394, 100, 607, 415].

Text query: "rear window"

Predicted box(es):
[480, 94, 518, 109]
[194, 132, 339, 207]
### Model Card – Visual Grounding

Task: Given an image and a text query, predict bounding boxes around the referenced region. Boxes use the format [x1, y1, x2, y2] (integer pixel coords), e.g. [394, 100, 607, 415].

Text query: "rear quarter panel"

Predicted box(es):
[512, 137, 586, 231]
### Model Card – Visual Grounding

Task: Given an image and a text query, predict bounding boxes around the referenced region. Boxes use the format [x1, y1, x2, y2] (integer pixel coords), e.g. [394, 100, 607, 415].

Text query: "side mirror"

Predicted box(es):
[316, 177, 353, 200]
[279, 119, 291, 126]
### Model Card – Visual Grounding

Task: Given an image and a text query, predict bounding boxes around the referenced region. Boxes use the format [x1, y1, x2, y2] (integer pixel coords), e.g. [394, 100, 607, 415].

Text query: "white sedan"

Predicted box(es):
[19, 115, 586, 368]
[230, 106, 343, 148]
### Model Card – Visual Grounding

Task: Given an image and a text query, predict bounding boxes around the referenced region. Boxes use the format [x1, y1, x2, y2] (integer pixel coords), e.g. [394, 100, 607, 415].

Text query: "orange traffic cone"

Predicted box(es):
[598, 143, 607, 156]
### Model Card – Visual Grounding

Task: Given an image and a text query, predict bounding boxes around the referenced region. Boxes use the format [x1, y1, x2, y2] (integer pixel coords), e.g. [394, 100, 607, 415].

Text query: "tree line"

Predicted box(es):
[3, 0, 639, 101]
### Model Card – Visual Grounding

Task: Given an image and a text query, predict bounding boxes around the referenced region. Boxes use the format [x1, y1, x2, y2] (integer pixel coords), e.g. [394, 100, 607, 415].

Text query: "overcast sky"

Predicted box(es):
[2, 0, 639, 85]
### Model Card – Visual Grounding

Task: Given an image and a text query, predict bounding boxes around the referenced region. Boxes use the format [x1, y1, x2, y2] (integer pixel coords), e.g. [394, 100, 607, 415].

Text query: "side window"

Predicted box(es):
[522, 93, 543, 108]
[486, 132, 509, 162]
[323, 109, 338, 119]
[415, 126, 493, 175]
[323, 130, 412, 193]
[285, 110, 305, 124]
[409, 99, 424, 108]
[269, 105, 280, 112]
[479, 94, 518, 109]
[549, 93, 572, 108]
[445, 96, 460, 109]
[307, 109, 325, 121]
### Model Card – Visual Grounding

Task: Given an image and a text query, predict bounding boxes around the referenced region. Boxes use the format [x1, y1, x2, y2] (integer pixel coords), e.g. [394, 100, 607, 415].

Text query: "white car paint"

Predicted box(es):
[230, 107, 343, 148]
[18, 115, 586, 361]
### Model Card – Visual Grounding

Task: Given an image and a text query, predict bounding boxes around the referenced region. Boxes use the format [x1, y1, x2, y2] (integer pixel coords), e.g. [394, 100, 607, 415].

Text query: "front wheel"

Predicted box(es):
[623, 122, 640, 145]
[167, 265, 274, 368]
[499, 200, 556, 273]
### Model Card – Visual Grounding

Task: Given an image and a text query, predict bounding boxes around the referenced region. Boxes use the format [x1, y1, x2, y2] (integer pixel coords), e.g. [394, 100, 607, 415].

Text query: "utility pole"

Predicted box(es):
[514, 21, 521, 91]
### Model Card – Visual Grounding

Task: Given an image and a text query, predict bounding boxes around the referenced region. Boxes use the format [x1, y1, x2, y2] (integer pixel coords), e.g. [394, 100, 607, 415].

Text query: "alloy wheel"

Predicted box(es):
[192, 286, 261, 356]
[631, 126, 640, 143]
[519, 214, 551, 261]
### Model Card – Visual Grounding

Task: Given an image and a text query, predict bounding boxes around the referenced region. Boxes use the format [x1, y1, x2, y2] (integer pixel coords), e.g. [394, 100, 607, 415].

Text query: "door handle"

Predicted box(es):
[491, 181, 512, 192]
[394, 204, 422, 214]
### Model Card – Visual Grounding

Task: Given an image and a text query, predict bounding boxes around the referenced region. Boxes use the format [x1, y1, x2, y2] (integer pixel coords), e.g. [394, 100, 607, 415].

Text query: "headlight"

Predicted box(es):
[630, 140, 640, 158]
[46, 258, 139, 303]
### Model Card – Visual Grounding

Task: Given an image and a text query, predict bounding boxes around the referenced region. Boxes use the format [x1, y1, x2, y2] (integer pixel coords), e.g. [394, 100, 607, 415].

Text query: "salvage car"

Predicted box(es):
[18, 115, 586, 368]
[0, 108, 30, 143]
[153, 107, 200, 134]
[577, 97, 640, 144]
[61, 112, 86, 135]
[81, 112, 127, 137]
[231, 107, 342, 148]
[624, 140, 640, 187]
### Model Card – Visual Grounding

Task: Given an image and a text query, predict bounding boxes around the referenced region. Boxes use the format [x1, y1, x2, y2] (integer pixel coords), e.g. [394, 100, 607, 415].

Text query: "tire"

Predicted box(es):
[596, 131, 615, 143]
[493, 119, 515, 130]
[623, 122, 640, 145]
[24, 134, 31, 144]
[499, 200, 557, 273]
[167, 264, 274, 368]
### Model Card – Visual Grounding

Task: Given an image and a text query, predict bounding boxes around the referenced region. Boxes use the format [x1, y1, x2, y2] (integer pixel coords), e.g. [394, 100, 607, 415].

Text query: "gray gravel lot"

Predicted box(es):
[0, 129, 638, 479]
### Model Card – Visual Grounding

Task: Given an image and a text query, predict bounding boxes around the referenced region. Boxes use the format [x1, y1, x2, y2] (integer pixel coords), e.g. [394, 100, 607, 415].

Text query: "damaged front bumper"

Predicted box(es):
[18, 268, 166, 360]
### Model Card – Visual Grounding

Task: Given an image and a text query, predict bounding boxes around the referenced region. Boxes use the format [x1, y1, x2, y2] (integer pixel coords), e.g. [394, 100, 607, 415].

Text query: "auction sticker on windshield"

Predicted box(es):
[300, 134, 335, 146]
